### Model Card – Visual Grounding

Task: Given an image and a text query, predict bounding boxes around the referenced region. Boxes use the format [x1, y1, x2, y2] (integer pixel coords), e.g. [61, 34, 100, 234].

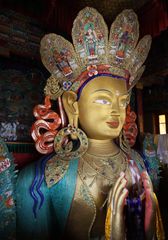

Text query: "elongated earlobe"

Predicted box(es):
[62, 91, 79, 128]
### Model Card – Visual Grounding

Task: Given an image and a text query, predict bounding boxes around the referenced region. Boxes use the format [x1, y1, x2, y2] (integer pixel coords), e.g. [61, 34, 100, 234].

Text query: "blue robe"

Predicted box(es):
[0, 145, 79, 240]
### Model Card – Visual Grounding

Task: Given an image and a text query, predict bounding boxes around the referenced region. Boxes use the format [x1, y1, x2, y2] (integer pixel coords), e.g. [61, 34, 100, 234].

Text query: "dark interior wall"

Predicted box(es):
[142, 27, 168, 133]
[0, 55, 47, 142]
[143, 83, 168, 134]
[0, 9, 49, 142]
[143, 111, 154, 133]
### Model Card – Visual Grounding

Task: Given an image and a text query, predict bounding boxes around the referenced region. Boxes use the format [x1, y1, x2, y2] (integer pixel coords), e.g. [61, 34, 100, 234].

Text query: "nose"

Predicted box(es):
[110, 98, 120, 115]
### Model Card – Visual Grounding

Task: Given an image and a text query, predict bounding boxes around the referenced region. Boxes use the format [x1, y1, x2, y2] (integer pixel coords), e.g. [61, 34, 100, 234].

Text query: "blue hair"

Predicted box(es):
[77, 73, 127, 100]
[29, 153, 55, 218]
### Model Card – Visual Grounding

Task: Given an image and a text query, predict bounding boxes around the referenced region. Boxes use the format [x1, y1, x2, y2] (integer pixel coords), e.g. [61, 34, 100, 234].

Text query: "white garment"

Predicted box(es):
[157, 134, 168, 164]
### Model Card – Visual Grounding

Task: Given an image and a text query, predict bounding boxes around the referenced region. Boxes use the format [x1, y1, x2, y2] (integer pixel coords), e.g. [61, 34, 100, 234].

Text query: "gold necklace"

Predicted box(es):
[79, 149, 128, 190]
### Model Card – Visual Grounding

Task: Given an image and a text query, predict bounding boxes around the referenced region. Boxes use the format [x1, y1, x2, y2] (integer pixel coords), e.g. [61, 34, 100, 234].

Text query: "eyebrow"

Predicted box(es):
[92, 89, 112, 94]
[92, 89, 128, 96]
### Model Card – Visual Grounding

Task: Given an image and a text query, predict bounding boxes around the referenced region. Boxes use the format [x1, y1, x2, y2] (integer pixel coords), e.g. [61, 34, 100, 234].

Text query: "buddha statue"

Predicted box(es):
[0, 7, 165, 240]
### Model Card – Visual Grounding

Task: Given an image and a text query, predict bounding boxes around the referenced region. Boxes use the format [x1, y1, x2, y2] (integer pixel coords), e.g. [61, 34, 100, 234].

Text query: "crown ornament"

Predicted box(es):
[40, 7, 152, 100]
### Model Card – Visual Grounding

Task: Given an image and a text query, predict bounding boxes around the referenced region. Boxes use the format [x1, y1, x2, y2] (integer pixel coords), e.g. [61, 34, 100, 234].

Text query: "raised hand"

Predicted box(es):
[107, 172, 128, 240]
[141, 171, 156, 240]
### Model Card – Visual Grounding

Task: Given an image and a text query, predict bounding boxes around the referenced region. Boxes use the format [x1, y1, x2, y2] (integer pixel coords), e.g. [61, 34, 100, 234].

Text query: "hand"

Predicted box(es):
[141, 171, 156, 240]
[108, 172, 128, 240]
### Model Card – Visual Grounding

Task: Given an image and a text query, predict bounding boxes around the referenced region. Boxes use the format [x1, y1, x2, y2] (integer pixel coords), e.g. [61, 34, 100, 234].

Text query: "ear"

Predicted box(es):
[62, 91, 79, 128]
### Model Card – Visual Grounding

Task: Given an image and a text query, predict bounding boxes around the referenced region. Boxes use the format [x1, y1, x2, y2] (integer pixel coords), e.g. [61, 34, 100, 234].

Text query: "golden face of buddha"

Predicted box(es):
[77, 76, 129, 140]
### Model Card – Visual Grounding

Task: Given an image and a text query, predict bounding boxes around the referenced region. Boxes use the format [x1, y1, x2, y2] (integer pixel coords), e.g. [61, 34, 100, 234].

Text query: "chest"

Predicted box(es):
[55, 156, 143, 239]
[64, 159, 132, 239]
[64, 172, 107, 240]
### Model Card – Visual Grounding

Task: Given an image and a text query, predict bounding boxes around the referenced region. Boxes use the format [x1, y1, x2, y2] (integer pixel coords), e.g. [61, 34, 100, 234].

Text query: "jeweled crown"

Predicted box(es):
[40, 7, 152, 100]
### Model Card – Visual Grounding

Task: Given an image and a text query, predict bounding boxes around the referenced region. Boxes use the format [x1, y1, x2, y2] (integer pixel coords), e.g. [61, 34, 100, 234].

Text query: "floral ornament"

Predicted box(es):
[0, 157, 11, 173]
[62, 80, 73, 91]
[87, 65, 98, 77]
[0, 138, 16, 239]
[123, 105, 138, 147]
[5, 195, 14, 208]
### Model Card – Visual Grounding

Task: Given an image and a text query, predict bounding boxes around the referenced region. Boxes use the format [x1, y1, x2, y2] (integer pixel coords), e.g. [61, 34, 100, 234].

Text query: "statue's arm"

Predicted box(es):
[106, 162, 157, 240]
[0, 150, 56, 240]
[131, 150, 157, 239]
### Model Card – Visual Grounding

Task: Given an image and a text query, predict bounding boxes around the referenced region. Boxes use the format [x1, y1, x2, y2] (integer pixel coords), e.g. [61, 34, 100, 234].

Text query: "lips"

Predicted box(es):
[106, 121, 119, 128]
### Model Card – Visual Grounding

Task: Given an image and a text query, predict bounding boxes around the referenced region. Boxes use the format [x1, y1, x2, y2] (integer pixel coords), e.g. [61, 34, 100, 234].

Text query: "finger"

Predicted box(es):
[107, 188, 113, 206]
[113, 178, 127, 213]
[111, 172, 125, 211]
[112, 172, 125, 200]
[143, 179, 155, 204]
[142, 177, 156, 213]
[141, 171, 153, 191]
[117, 188, 129, 213]
[143, 178, 150, 190]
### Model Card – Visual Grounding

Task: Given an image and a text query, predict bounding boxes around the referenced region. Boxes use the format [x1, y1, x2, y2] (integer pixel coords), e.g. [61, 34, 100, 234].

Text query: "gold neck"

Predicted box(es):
[86, 138, 119, 156]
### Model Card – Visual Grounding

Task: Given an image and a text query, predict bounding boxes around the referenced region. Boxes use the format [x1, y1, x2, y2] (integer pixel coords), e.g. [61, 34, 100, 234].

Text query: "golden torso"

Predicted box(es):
[63, 140, 134, 239]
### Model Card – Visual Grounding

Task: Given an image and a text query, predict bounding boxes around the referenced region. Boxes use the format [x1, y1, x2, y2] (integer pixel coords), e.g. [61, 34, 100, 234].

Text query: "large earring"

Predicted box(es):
[54, 124, 88, 161]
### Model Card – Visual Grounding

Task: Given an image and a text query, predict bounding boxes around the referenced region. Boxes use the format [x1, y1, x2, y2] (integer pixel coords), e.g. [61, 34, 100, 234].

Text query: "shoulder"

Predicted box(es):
[129, 149, 146, 173]
[17, 154, 79, 189]
[45, 154, 79, 188]
[45, 154, 70, 188]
